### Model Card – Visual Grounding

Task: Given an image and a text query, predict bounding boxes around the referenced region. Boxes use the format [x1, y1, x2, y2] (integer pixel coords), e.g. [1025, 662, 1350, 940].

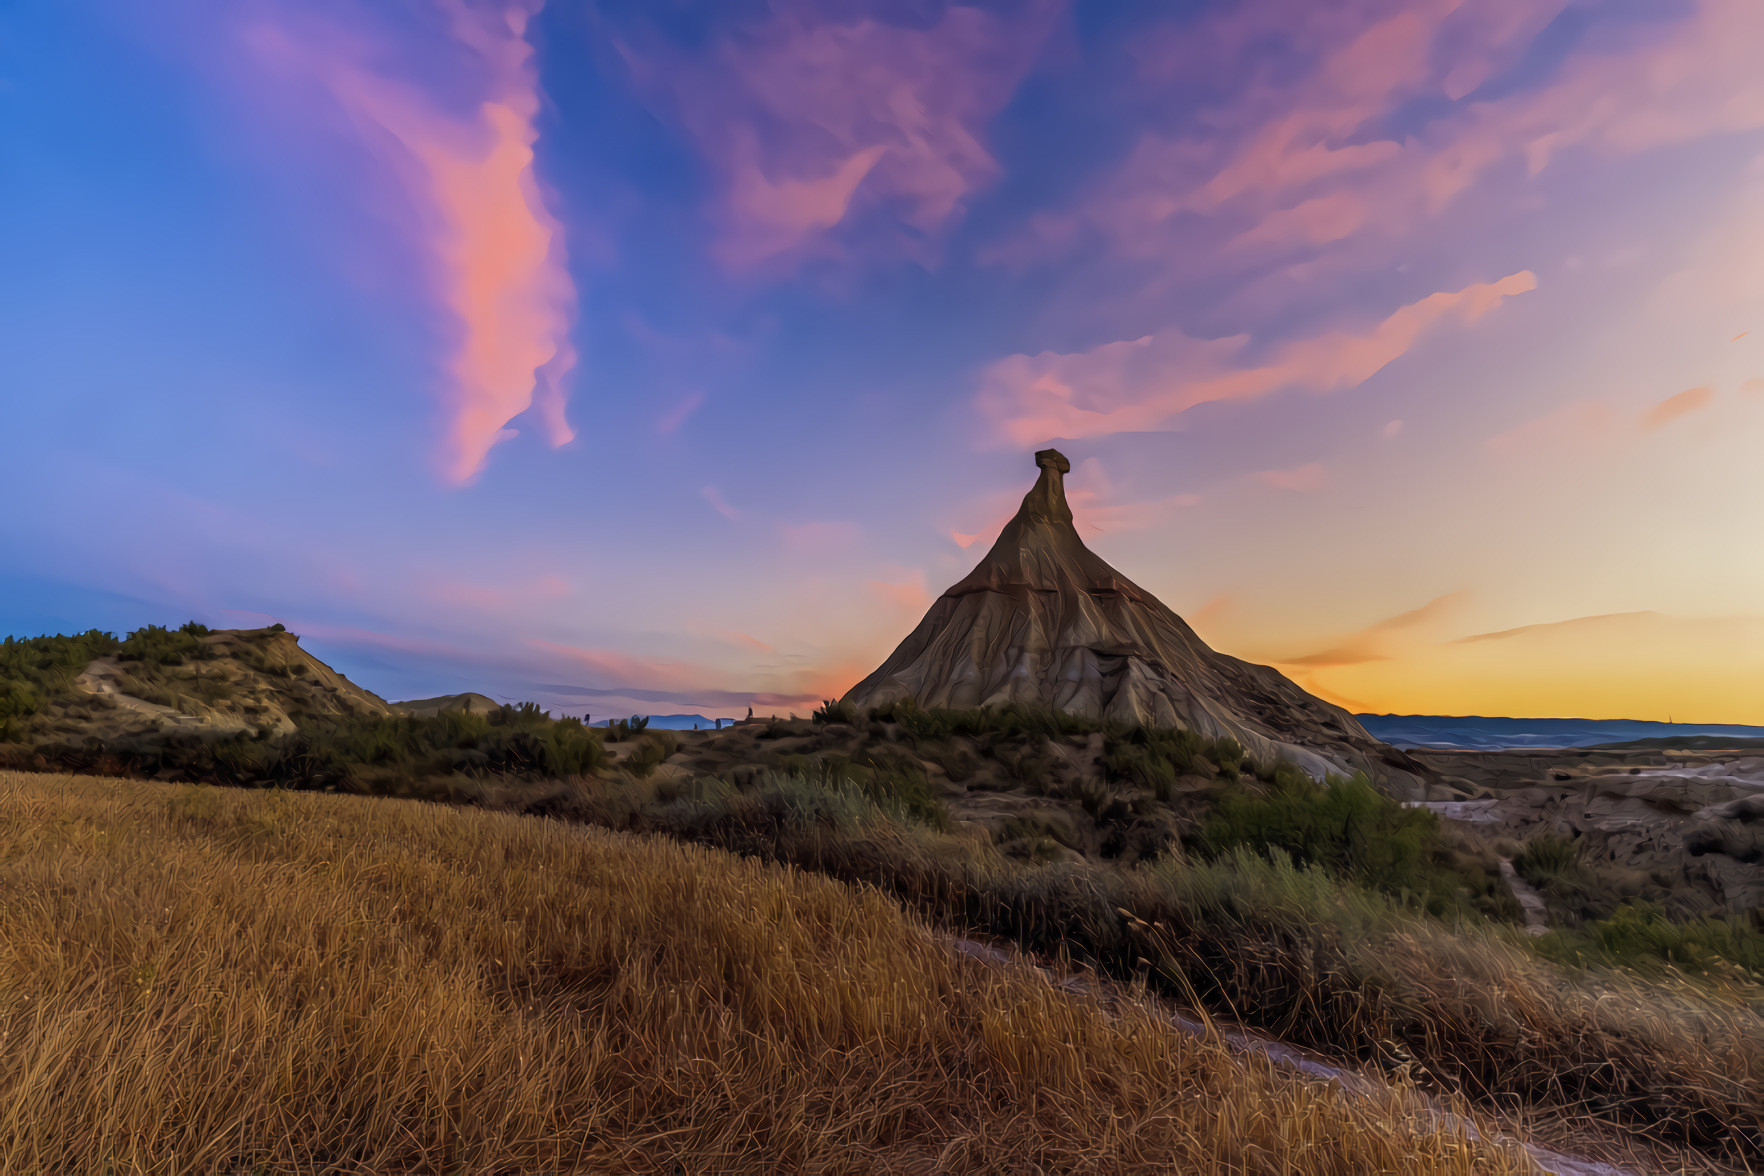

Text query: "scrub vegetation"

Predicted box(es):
[0, 769, 1528, 1174]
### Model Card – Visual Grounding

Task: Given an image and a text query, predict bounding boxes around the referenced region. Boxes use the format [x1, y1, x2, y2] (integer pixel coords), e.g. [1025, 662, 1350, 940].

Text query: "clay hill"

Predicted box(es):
[844, 450, 1415, 787]
[17, 626, 391, 746]
[1, 624, 495, 749]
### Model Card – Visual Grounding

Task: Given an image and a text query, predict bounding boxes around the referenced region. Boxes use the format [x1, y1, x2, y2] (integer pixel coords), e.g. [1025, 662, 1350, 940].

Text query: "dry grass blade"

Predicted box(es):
[0, 770, 1529, 1174]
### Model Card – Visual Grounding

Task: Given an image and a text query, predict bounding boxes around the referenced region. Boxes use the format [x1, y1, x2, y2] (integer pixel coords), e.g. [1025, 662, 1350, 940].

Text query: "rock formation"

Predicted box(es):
[843, 449, 1416, 784]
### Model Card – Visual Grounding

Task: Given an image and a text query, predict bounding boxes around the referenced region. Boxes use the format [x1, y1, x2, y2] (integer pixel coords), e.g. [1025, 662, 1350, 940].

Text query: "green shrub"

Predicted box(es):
[605, 715, 651, 741]
[1514, 833, 1582, 887]
[1103, 742, 1178, 798]
[1103, 726, 1255, 794]
[38, 704, 609, 792]
[118, 624, 207, 667]
[1538, 901, 1764, 982]
[835, 749, 948, 829]
[863, 700, 1100, 744]
[1197, 772, 1483, 914]
[623, 733, 675, 779]
[812, 698, 857, 725]
[0, 679, 41, 722]
[0, 630, 122, 710]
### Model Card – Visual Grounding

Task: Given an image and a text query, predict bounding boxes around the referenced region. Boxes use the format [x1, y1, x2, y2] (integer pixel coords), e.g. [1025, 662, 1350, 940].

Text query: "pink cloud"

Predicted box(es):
[978, 271, 1536, 445]
[1257, 463, 1328, 493]
[656, 391, 705, 435]
[699, 485, 742, 521]
[1026, 0, 1764, 287]
[867, 574, 931, 614]
[1275, 591, 1469, 668]
[1078, 492, 1202, 535]
[1643, 385, 1716, 429]
[1188, 593, 1236, 636]
[1062, 456, 1200, 535]
[1743, 378, 1764, 394]
[626, 2, 1056, 270]
[1045, 1, 1568, 265]
[246, 2, 576, 485]
[528, 639, 716, 693]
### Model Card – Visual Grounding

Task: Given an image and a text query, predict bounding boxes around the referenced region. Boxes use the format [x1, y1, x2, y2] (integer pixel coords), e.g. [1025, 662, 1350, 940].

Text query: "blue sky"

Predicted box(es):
[4, 0, 1764, 722]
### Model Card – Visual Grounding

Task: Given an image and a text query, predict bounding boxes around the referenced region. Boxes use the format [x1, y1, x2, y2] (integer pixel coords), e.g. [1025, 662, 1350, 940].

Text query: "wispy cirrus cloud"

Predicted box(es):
[1643, 385, 1716, 430]
[1488, 382, 1725, 456]
[621, 0, 1057, 271]
[1004, 0, 1764, 304]
[1257, 463, 1327, 494]
[1274, 591, 1468, 669]
[246, 1, 576, 485]
[699, 485, 742, 521]
[978, 271, 1536, 445]
[1003, 0, 1568, 270]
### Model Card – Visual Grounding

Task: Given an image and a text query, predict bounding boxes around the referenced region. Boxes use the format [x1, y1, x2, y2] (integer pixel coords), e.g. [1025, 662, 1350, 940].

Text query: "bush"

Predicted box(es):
[863, 700, 1100, 744]
[1538, 901, 1764, 982]
[118, 624, 207, 667]
[1196, 772, 1483, 914]
[1514, 833, 1582, 887]
[811, 750, 948, 829]
[623, 732, 678, 779]
[34, 705, 611, 793]
[812, 698, 857, 725]
[605, 715, 651, 741]
[1, 630, 122, 701]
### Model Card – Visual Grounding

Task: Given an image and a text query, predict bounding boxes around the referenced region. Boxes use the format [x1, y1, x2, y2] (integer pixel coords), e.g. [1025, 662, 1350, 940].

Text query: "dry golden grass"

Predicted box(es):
[0, 770, 1532, 1174]
[557, 770, 1762, 1166]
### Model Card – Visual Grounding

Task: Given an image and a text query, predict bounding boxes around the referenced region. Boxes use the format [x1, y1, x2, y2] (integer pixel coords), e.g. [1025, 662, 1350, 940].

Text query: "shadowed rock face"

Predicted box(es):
[843, 450, 1415, 784]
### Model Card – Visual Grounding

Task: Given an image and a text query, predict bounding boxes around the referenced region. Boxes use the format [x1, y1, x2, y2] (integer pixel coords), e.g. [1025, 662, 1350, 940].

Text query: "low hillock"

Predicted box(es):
[0, 623, 390, 749]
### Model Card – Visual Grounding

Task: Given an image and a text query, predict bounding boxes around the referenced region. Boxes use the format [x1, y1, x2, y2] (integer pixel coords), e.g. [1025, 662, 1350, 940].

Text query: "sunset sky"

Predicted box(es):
[4, 0, 1764, 723]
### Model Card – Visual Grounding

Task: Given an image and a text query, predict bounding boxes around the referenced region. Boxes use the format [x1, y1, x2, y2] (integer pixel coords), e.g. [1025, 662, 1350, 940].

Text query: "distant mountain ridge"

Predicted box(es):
[1357, 713, 1764, 750]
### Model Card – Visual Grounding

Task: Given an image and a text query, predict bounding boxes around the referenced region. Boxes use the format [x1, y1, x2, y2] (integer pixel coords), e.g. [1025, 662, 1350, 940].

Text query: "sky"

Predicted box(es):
[3, 0, 1764, 724]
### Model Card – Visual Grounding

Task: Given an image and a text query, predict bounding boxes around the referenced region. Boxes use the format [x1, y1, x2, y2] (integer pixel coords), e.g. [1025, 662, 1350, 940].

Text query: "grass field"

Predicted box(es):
[0, 769, 1540, 1174]
[519, 766, 1764, 1169]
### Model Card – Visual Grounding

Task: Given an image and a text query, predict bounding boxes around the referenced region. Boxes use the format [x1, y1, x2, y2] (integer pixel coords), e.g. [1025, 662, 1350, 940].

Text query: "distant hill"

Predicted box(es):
[2, 623, 392, 747]
[393, 692, 502, 718]
[1357, 713, 1764, 750]
[592, 713, 719, 731]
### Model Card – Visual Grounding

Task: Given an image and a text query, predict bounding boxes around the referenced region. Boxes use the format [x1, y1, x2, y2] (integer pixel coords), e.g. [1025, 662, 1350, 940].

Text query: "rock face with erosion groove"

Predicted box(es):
[843, 449, 1419, 786]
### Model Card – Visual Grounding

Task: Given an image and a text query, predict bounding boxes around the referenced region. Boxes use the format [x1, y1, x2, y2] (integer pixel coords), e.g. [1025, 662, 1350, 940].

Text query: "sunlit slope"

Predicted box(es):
[0, 770, 1519, 1174]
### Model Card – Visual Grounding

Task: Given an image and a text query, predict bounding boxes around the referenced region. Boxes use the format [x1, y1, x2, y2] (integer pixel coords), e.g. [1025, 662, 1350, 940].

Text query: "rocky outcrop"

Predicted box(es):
[844, 450, 1420, 786]
[59, 627, 391, 741]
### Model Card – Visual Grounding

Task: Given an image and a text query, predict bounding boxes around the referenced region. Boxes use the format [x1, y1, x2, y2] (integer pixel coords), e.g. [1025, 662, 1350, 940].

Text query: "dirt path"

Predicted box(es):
[1501, 857, 1552, 936]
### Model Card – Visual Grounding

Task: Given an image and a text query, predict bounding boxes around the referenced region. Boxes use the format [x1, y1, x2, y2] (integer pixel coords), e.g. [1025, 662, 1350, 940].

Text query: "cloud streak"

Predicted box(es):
[1644, 385, 1715, 430]
[249, 1, 576, 484]
[624, 1, 1056, 270]
[979, 271, 1536, 445]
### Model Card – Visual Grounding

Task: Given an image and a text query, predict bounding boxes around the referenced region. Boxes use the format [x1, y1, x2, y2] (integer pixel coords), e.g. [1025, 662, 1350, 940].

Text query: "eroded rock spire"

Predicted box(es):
[1020, 448, 1074, 525]
[842, 446, 1410, 786]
